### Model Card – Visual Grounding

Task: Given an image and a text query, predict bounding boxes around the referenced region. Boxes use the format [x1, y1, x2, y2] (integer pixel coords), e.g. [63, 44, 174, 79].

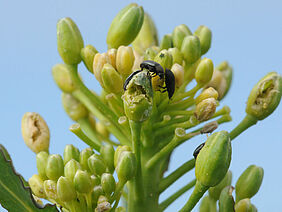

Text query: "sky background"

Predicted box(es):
[0, 0, 282, 211]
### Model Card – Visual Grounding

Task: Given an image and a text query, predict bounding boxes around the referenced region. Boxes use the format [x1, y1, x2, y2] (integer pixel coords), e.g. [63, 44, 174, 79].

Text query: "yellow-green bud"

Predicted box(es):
[116, 151, 137, 183]
[143, 47, 158, 61]
[91, 175, 101, 187]
[101, 63, 123, 94]
[96, 122, 110, 139]
[160, 34, 173, 50]
[80, 148, 94, 171]
[154, 49, 173, 70]
[46, 154, 64, 181]
[64, 159, 81, 182]
[168, 47, 183, 65]
[116, 46, 135, 76]
[101, 173, 116, 196]
[93, 53, 111, 86]
[181, 35, 201, 64]
[107, 48, 117, 69]
[88, 154, 107, 176]
[171, 63, 184, 88]
[132, 12, 158, 54]
[235, 165, 264, 202]
[92, 186, 104, 204]
[196, 87, 219, 105]
[199, 196, 212, 212]
[195, 98, 217, 122]
[43, 180, 58, 201]
[209, 170, 232, 200]
[235, 199, 254, 212]
[81, 44, 98, 73]
[57, 17, 84, 65]
[246, 72, 282, 120]
[114, 145, 132, 168]
[100, 144, 115, 174]
[194, 25, 212, 55]
[74, 170, 93, 193]
[57, 176, 76, 202]
[36, 151, 49, 180]
[195, 58, 214, 85]
[107, 3, 144, 49]
[61, 92, 88, 121]
[28, 174, 46, 198]
[21, 112, 50, 154]
[172, 24, 192, 50]
[52, 64, 76, 93]
[63, 144, 80, 165]
[218, 186, 235, 212]
[196, 131, 231, 187]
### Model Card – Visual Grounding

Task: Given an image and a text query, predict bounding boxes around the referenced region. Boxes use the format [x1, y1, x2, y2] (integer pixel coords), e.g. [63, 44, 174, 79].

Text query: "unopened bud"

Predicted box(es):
[154, 49, 173, 70]
[114, 145, 132, 168]
[28, 174, 46, 198]
[81, 44, 98, 73]
[46, 154, 64, 181]
[74, 170, 93, 193]
[88, 154, 107, 176]
[116, 151, 137, 183]
[116, 46, 135, 76]
[171, 63, 184, 87]
[194, 25, 212, 55]
[195, 87, 218, 105]
[93, 53, 111, 86]
[168, 47, 183, 65]
[63, 144, 80, 165]
[100, 144, 115, 173]
[160, 34, 173, 50]
[195, 58, 214, 85]
[36, 151, 49, 180]
[57, 176, 76, 202]
[101, 173, 116, 196]
[80, 148, 94, 171]
[107, 48, 117, 69]
[143, 47, 158, 61]
[92, 186, 104, 204]
[43, 180, 58, 201]
[172, 24, 192, 50]
[52, 64, 76, 93]
[195, 98, 217, 122]
[91, 175, 101, 187]
[181, 35, 201, 64]
[235, 199, 254, 212]
[101, 63, 123, 94]
[218, 186, 235, 212]
[64, 159, 81, 182]
[209, 170, 232, 200]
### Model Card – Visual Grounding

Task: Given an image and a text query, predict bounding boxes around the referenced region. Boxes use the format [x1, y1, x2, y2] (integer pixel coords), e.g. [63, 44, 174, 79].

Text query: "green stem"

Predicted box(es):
[159, 179, 196, 211]
[179, 181, 209, 212]
[209, 198, 217, 212]
[110, 181, 125, 203]
[153, 116, 189, 131]
[172, 84, 202, 102]
[229, 114, 257, 141]
[159, 159, 195, 193]
[168, 97, 195, 111]
[83, 193, 92, 212]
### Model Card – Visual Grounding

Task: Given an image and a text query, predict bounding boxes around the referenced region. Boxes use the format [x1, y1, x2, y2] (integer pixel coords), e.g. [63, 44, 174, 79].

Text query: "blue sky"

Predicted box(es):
[0, 0, 282, 211]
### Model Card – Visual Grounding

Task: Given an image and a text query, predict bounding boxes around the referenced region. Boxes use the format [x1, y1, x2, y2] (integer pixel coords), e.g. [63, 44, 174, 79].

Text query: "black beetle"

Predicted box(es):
[193, 142, 205, 159]
[140, 60, 165, 78]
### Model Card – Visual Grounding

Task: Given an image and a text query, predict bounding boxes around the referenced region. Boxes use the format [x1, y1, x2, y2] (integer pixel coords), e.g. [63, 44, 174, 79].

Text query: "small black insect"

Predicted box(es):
[123, 70, 142, 91]
[140, 60, 165, 78]
[193, 142, 205, 159]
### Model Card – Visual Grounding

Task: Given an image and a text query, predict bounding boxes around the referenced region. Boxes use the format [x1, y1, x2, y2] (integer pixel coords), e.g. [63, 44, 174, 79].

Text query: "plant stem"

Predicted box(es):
[172, 84, 202, 103]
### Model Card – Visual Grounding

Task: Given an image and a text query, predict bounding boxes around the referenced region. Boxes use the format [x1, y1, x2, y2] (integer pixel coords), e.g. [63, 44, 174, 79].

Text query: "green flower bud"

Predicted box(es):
[209, 170, 232, 200]
[80, 148, 94, 171]
[101, 63, 123, 94]
[160, 34, 173, 50]
[196, 131, 231, 187]
[114, 145, 132, 168]
[196, 87, 218, 105]
[218, 186, 235, 212]
[181, 35, 201, 64]
[92, 186, 104, 204]
[96, 122, 110, 139]
[199, 196, 212, 212]
[115, 206, 126, 212]
[101, 173, 116, 196]
[168, 47, 183, 65]
[246, 72, 282, 120]
[235, 199, 254, 212]
[143, 47, 158, 61]
[61, 92, 88, 121]
[28, 174, 46, 198]
[36, 151, 49, 180]
[195, 58, 214, 85]
[46, 154, 64, 181]
[57, 17, 84, 65]
[171, 63, 184, 88]
[91, 175, 101, 187]
[21, 112, 50, 154]
[194, 25, 212, 55]
[43, 180, 58, 201]
[107, 48, 117, 69]
[116, 46, 135, 76]
[132, 12, 158, 54]
[195, 98, 217, 122]
[74, 170, 93, 193]
[81, 44, 98, 73]
[63, 144, 80, 165]
[52, 64, 76, 93]
[154, 49, 173, 70]
[172, 24, 192, 50]
[57, 176, 76, 202]
[116, 151, 137, 183]
[100, 144, 115, 173]
[64, 159, 81, 182]
[235, 165, 264, 202]
[122, 71, 153, 122]
[107, 3, 144, 49]
[88, 154, 107, 176]
[93, 53, 111, 86]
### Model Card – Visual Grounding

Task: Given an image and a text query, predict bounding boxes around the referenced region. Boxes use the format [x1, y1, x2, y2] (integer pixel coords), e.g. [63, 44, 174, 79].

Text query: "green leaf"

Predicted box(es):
[0, 144, 58, 212]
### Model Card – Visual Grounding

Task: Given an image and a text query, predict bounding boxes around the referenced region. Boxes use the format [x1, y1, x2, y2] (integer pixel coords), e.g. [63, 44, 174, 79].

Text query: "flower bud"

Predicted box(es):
[235, 199, 254, 212]
[194, 25, 212, 55]
[101, 63, 123, 94]
[195, 98, 217, 122]
[114, 145, 132, 167]
[154, 49, 173, 70]
[116, 151, 137, 183]
[107, 3, 144, 49]
[36, 151, 49, 180]
[209, 170, 232, 200]
[199, 196, 212, 212]
[168, 47, 183, 65]
[116, 46, 135, 76]
[195, 87, 218, 105]
[63, 144, 80, 165]
[61, 92, 88, 121]
[195, 58, 214, 85]
[93, 53, 111, 86]
[43, 180, 58, 201]
[95, 201, 111, 212]
[235, 165, 264, 202]
[160, 34, 173, 50]
[91, 175, 101, 187]
[96, 122, 110, 139]
[21, 112, 50, 154]
[171, 63, 184, 87]
[101, 173, 116, 196]
[74, 170, 93, 193]
[218, 186, 235, 212]
[181, 35, 201, 64]
[57, 17, 84, 65]
[57, 176, 76, 202]
[196, 131, 231, 187]
[52, 64, 76, 93]
[107, 48, 117, 69]
[46, 154, 64, 181]
[92, 186, 104, 204]
[88, 154, 107, 176]
[28, 174, 46, 198]
[172, 24, 192, 50]
[246, 72, 282, 120]
[143, 47, 158, 61]
[64, 159, 81, 182]
[100, 144, 115, 173]
[132, 13, 158, 54]
[80, 148, 94, 171]
[81, 44, 98, 73]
